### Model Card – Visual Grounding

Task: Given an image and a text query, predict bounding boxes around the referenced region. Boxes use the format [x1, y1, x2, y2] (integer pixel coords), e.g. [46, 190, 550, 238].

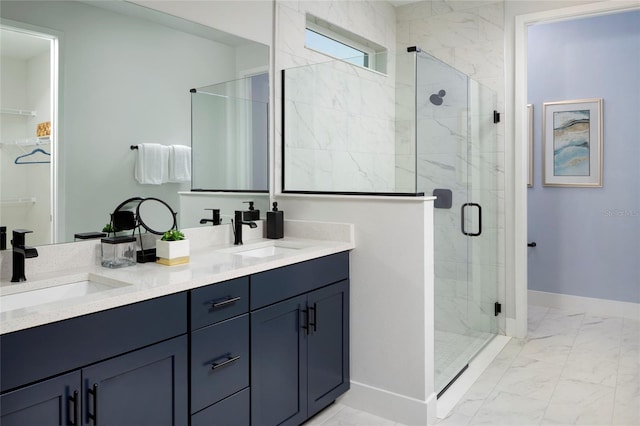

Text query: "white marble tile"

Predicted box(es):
[306, 403, 346, 425]
[527, 304, 549, 333]
[319, 405, 399, 426]
[612, 373, 640, 426]
[542, 378, 615, 426]
[494, 356, 563, 401]
[532, 311, 584, 336]
[518, 333, 574, 365]
[561, 350, 619, 387]
[437, 411, 472, 426]
[469, 390, 548, 425]
[617, 350, 640, 376]
[571, 331, 622, 359]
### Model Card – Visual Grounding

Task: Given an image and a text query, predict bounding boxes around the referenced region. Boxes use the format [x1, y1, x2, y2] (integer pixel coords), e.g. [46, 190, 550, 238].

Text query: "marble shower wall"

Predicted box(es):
[276, 0, 398, 193]
[283, 57, 397, 192]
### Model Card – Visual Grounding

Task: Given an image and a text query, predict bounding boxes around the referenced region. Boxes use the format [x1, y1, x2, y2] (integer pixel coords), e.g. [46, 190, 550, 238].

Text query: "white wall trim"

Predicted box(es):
[510, 0, 640, 339]
[529, 290, 640, 320]
[339, 381, 437, 426]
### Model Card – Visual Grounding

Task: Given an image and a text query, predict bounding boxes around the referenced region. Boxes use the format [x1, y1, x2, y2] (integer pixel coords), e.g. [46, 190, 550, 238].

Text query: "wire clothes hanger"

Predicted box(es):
[14, 148, 51, 164]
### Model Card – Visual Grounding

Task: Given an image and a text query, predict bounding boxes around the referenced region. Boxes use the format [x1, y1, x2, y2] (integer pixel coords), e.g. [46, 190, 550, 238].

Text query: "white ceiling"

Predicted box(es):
[1, 28, 50, 60]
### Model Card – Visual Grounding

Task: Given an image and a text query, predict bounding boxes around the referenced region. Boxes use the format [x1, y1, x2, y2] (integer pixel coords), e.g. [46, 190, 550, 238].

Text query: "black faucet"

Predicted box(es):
[11, 229, 39, 282]
[199, 208, 221, 225]
[233, 210, 257, 245]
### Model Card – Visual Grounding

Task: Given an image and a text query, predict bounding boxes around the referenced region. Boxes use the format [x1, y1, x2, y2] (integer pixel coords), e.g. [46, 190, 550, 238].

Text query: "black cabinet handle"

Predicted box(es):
[461, 203, 482, 237]
[87, 383, 98, 425]
[309, 303, 317, 333]
[210, 354, 241, 370]
[68, 390, 79, 425]
[528, 242, 537, 247]
[301, 308, 310, 335]
[209, 296, 241, 309]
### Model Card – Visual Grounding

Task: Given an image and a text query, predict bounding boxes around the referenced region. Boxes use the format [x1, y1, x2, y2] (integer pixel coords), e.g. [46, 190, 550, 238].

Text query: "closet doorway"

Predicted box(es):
[0, 24, 57, 246]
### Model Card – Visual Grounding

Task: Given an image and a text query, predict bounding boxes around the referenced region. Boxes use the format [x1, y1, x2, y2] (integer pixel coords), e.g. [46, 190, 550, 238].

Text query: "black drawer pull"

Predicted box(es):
[87, 383, 98, 425]
[309, 303, 317, 333]
[209, 296, 241, 309]
[68, 390, 79, 425]
[211, 354, 241, 370]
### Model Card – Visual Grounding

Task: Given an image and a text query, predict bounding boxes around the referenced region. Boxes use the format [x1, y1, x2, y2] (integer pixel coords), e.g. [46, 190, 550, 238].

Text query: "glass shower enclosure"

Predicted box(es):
[413, 51, 501, 394]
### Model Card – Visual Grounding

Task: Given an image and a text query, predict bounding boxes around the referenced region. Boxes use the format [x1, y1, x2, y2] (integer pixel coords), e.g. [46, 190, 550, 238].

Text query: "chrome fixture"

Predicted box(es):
[11, 229, 39, 282]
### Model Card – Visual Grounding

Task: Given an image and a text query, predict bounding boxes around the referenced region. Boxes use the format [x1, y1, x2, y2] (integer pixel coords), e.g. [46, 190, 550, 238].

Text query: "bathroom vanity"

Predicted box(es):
[0, 225, 353, 426]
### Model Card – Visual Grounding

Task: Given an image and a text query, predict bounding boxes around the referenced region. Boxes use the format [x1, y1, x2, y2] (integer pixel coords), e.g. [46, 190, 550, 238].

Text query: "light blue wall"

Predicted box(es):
[527, 10, 640, 303]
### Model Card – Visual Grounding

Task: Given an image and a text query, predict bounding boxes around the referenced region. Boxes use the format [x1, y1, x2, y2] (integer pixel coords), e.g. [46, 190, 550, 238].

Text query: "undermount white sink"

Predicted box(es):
[220, 240, 307, 258]
[1, 279, 127, 313]
[234, 245, 300, 258]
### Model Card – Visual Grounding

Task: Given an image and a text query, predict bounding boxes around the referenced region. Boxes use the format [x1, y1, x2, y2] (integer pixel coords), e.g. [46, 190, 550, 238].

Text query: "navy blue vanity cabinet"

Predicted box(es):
[250, 252, 350, 426]
[251, 294, 308, 426]
[0, 293, 188, 425]
[82, 335, 187, 426]
[0, 371, 80, 426]
[189, 277, 250, 424]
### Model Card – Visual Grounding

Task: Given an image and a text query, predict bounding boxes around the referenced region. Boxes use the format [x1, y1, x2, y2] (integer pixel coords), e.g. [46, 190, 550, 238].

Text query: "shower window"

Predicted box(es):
[305, 28, 369, 68]
[304, 15, 386, 73]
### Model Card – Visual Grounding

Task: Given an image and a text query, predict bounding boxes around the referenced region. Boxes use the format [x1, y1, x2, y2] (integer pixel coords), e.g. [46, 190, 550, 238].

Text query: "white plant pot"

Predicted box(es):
[156, 239, 189, 266]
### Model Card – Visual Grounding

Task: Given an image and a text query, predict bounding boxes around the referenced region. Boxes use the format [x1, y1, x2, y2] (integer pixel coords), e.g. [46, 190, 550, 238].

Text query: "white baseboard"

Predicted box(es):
[339, 381, 437, 426]
[529, 290, 640, 320]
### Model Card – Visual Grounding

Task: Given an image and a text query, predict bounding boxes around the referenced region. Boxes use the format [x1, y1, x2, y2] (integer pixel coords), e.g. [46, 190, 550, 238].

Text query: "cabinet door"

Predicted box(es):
[307, 280, 350, 417]
[82, 335, 188, 426]
[251, 295, 307, 426]
[0, 371, 80, 426]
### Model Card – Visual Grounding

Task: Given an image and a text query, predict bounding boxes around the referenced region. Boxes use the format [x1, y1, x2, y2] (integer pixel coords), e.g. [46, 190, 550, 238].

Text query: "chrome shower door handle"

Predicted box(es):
[461, 203, 482, 237]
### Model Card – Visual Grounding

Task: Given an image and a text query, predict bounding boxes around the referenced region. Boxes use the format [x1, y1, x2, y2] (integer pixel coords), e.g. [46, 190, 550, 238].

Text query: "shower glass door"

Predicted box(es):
[415, 51, 500, 394]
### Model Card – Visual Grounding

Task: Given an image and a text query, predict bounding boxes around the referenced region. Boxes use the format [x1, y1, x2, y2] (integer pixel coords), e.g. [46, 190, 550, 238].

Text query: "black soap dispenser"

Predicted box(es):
[266, 202, 284, 239]
[243, 201, 260, 221]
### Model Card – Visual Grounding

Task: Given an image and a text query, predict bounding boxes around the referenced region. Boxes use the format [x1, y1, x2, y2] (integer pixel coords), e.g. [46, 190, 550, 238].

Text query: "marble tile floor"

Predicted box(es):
[305, 304, 639, 426]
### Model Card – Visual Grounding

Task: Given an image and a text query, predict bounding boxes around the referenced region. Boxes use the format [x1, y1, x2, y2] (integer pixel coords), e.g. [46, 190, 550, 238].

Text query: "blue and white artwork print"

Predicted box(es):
[553, 109, 590, 176]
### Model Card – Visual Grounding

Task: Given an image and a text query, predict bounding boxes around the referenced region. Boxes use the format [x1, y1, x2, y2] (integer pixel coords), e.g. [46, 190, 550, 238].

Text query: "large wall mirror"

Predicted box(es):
[0, 1, 269, 246]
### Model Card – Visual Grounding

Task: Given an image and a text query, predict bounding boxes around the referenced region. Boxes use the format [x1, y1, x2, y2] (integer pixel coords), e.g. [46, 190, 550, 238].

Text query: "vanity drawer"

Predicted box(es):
[190, 277, 249, 330]
[191, 388, 250, 426]
[190, 314, 249, 414]
[251, 251, 349, 310]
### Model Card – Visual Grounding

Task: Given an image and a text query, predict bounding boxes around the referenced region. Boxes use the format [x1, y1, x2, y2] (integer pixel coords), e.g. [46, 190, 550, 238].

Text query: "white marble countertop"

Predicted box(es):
[0, 221, 354, 334]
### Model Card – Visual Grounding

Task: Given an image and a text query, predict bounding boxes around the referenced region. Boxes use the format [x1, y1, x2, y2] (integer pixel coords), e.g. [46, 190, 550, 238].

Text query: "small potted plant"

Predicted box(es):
[156, 229, 189, 266]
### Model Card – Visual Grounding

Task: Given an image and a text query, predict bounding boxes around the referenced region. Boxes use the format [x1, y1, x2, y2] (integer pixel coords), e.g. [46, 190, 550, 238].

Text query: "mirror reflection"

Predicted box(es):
[0, 1, 269, 246]
[191, 76, 269, 192]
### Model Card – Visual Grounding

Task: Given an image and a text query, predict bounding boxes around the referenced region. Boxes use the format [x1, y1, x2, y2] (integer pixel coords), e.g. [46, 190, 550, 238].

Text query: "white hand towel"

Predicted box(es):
[134, 143, 169, 185]
[169, 145, 191, 183]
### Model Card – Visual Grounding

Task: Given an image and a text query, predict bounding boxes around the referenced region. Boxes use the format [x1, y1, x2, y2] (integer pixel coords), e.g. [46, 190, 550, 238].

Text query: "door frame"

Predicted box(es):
[510, 0, 640, 338]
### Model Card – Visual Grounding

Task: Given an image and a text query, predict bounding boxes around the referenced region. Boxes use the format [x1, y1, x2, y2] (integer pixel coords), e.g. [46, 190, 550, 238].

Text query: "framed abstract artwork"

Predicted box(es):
[543, 98, 603, 187]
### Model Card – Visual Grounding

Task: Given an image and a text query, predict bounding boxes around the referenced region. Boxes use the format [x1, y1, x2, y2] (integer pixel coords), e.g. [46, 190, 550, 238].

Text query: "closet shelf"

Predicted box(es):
[1, 108, 37, 117]
[1, 197, 37, 206]
[0, 136, 51, 147]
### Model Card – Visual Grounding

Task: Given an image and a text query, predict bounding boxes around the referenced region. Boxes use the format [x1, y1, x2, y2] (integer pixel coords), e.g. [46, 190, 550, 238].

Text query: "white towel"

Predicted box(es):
[134, 143, 169, 185]
[169, 145, 191, 183]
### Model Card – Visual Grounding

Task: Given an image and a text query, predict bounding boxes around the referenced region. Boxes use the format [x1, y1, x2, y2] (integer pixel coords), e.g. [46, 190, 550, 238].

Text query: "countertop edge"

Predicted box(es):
[1, 240, 354, 335]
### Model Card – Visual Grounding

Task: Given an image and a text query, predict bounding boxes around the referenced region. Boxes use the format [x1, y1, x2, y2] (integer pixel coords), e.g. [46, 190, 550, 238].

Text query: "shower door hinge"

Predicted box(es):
[493, 111, 501, 124]
[494, 302, 502, 316]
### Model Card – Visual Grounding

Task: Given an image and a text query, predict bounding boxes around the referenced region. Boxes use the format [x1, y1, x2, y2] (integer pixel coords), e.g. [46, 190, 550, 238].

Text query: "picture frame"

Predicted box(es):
[543, 98, 603, 187]
[527, 104, 533, 187]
